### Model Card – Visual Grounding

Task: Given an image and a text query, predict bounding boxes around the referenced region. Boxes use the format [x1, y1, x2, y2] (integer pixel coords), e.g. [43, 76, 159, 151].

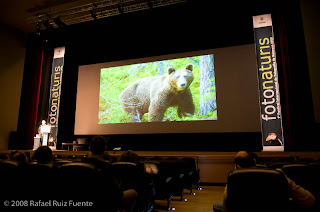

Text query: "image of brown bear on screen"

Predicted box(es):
[98, 54, 217, 124]
[120, 64, 195, 122]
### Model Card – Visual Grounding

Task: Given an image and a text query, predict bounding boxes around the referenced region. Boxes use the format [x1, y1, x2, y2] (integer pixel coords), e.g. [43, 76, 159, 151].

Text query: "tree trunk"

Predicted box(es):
[158, 61, 165, 75]
[199, 54, 216, 116]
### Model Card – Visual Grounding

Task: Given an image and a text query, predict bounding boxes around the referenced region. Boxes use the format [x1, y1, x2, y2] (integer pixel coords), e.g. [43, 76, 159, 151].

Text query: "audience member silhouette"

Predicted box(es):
[0, 153, 9, 159]
[83, 135, 112, 169]
[11, 151, 28, 165]
[213, 151, 316, 212]
[33, 146, 53, 164]
[119, 150, 139, 163]
[83, 135, 137, 212]
[118, 150, 157, 212]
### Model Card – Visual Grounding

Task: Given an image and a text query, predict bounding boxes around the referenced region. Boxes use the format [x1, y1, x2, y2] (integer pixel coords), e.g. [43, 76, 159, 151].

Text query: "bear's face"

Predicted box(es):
[168, 64, 194, 91]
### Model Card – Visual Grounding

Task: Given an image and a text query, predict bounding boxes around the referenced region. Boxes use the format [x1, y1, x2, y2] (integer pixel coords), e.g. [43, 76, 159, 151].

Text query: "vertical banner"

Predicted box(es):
[48, 47, 65, 145]
[253, 14, 284, 151]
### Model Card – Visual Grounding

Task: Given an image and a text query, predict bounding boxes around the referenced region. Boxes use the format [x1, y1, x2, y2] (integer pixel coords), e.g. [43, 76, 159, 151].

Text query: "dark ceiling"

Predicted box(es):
[0, 0, 107, 33]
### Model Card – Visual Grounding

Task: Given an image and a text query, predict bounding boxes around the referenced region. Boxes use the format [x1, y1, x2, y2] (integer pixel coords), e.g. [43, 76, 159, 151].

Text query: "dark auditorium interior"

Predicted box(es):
[0, 0, 320, 211]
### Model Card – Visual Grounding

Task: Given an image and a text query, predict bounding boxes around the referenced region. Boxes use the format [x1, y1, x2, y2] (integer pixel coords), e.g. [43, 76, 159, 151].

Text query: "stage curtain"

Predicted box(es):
[274, 10, 293, 151]
[273, 0, 315, 150]
[16, 36, 44, 149]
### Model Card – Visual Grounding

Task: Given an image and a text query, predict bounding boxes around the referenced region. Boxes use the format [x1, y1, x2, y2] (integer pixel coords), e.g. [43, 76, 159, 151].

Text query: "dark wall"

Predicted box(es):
[25, 0, 315, 151]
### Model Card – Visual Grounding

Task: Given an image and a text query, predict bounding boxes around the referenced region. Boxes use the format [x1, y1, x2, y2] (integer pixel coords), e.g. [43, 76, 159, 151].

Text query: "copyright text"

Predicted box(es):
[4, 200, 93, 207]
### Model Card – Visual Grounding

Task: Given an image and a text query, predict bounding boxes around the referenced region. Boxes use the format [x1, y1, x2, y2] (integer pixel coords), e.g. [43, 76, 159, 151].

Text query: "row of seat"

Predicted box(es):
[225, 163, 320, 212]
[0, 156, 200, 211]
[224, 159, 320, 212]
[0, 159, 121, 210]
[145, 157, 200, 210]
[100, 156, 201, 211]
[269, 162, 320, 202]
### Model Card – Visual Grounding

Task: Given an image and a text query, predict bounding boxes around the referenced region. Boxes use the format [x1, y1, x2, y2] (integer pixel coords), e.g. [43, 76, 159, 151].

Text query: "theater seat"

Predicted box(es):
[58, 162, 98, 200]
[112, 162, 141, 191]
[281, 164, 320, 202]
[58, 162, 121, 211]
[226, 168, 289, 212]
[53, 159, 73, 167]
[0, 160, 21, 199]
[112, 162, 153, 211]
[24, 163, 58, 200]
[181, 157, 200, 192]
[0, 159, 20, 179]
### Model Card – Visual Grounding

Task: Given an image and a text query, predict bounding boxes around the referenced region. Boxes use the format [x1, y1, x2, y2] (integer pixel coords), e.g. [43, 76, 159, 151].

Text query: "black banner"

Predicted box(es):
[47, 47, 65, 146]
[253, 14, 284, 151]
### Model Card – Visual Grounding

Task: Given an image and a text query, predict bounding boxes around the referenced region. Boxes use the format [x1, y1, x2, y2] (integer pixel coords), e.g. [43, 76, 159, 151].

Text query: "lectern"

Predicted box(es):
[40, 125, 51, 146]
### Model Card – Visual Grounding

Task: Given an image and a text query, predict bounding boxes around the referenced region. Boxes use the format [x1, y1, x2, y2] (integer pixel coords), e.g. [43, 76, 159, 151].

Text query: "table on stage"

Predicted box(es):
[61, 143, 89, 151]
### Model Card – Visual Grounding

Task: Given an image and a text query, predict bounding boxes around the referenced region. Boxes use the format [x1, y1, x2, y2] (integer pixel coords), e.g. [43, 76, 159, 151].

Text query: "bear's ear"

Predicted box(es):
[186, 63, 193, 72]
[167, 67, 175, 74]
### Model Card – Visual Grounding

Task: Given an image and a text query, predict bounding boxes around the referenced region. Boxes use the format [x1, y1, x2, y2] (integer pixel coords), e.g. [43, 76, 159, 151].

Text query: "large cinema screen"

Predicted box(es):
[74, 45, 261, 135]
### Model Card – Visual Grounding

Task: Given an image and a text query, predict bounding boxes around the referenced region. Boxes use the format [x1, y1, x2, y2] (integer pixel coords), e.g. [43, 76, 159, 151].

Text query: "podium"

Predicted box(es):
[33, 136, 41, 150]
[40, 125, 51, 146]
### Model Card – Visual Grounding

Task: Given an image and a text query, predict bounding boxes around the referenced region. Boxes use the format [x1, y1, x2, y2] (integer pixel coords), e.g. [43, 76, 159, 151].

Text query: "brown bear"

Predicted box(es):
[119, 64, 195, 122]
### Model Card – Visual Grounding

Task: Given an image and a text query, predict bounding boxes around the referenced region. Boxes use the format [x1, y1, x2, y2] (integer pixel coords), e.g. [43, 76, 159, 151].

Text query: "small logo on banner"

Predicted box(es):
[54, 47, 66, 59]
[253, 14, 272, 28]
